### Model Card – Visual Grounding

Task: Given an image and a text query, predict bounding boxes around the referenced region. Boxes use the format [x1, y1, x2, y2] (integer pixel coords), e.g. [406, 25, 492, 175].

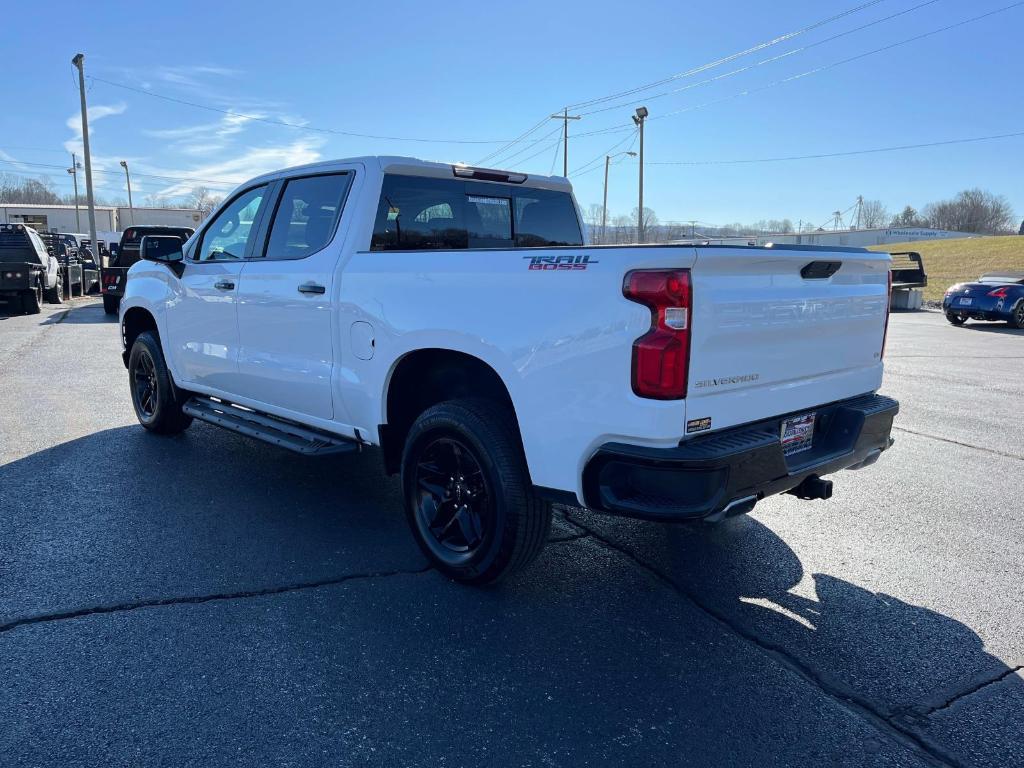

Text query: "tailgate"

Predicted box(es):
[686, 247, 890, 432]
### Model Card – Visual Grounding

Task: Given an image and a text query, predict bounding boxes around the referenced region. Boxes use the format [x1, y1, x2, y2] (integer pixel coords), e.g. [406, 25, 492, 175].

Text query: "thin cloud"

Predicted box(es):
[63, 102, 127, 153]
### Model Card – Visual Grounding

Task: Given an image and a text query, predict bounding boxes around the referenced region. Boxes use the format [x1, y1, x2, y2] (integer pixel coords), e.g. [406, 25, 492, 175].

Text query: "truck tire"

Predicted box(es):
[128, 331, 193, 435]
[22, 285, 42, 315]
[103, 294, 120, 315]
[401, 398, 551, 585]
[45, 271, 64, 304]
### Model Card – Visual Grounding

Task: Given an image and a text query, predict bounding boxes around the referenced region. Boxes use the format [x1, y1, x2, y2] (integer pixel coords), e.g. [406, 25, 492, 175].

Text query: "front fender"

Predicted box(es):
[120, 261, 173, 361]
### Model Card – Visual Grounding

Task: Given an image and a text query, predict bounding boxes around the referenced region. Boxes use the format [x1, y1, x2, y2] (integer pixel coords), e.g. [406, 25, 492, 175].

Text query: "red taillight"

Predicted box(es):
[988, 286, 1010, 298]
[881, 269, 892, 360]
[623, 269, 692, 399]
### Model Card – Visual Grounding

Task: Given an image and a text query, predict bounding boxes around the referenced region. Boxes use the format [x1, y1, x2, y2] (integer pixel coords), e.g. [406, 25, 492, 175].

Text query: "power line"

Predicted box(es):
[577, 0, 943, 117]
[0, 157, 240, 187]
[644, 130, 1024, 166]
[569, 1, 1024, 138]
[565, 0, 885, 111]
[486, 0, 889, 165]
[474, 115, 554, 165]
[89, 75, 536, 146]
[486, 124, 564, 167]
[570, 130, 639, 177]
[651, 1, 1024, 122]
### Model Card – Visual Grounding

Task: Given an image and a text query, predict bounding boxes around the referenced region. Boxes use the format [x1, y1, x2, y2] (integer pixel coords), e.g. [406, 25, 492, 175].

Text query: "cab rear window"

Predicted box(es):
[371, 175, 582, 251]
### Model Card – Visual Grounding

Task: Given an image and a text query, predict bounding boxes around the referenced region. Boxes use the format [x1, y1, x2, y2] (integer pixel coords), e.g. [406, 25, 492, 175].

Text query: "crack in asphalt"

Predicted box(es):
[893, 426, 1024, 462]
[0, 566, 431, 636]
[565, 513, 963, 768]
[914, 666, 1024, 718]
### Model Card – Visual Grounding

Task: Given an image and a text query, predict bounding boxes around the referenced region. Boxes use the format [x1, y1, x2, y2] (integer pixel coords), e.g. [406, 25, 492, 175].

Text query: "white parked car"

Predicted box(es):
[119, 157, 898, 583]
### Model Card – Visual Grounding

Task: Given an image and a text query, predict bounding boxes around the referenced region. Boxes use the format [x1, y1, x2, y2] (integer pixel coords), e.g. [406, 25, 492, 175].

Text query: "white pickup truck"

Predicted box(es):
[120, 156, 898, 584]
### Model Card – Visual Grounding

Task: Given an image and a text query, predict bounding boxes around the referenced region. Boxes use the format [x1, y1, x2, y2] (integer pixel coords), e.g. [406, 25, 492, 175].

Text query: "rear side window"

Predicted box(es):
[370, 174, 582, 251]
[264, 172, 353, 260]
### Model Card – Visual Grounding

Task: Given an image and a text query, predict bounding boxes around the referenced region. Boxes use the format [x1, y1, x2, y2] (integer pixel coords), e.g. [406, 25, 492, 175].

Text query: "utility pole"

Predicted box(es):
[602, 150, 637, 244]
[832, 211, 842, 231]
[689, 220, 697, 238]
[120, 160, 134, 227]
[854, 195, 863, 229]
[67, 153, 81, 231]
[72, 53, 100, 266]
[549, 108, 581, 177]
[632, 107, 649, 243]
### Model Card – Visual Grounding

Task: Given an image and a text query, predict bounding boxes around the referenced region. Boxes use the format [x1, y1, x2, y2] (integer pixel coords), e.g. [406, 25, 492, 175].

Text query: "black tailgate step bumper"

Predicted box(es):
[183, 396, 359, 456]
[582, 393, 898, 522]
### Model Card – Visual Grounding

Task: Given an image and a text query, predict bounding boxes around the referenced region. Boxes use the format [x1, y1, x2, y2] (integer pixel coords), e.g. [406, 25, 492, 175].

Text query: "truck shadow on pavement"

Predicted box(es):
[564, 507, 1023, 764]
[40, 301, 115, 324]
[1, 423, 1019, 766]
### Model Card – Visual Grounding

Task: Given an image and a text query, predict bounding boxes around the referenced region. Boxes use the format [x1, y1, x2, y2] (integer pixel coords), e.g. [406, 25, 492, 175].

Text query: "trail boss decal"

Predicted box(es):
[524, 254, 598, 271]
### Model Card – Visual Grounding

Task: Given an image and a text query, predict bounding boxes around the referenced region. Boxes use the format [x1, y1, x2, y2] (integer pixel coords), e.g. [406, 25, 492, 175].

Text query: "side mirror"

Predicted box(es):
[141, 235, 184, 264]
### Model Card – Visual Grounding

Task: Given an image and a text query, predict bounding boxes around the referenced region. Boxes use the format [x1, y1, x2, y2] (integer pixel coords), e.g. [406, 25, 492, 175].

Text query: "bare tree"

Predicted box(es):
[859, 199, 889, 228]
[187, 186, 223, 217]
[923, 189, 1015, 234]
[0, 174, 61, 205]
[584, 203, 605, 243]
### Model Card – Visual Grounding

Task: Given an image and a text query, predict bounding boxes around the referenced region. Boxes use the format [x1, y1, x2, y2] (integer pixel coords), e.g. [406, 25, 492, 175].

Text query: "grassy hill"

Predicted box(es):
[869, 236, 1024, 301]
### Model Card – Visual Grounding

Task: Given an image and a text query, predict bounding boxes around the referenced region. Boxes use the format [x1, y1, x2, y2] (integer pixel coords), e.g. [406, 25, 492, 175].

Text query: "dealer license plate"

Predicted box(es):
[958, 297, 973, 306]
[781, 413, 816, 456]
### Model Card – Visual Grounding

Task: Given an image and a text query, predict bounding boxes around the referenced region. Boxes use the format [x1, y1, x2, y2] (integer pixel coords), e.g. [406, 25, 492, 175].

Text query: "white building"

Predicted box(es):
[756, 227, 975, 248]
[0, 203, 206, 235]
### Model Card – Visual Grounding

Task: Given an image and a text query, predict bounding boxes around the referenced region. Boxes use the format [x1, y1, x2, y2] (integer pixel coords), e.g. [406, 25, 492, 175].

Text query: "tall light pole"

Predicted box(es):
[632, 106, 649, 242]
[67, 153, 81, 231]
[71, 53, 100, 266]
[549, 108, 581, 177]
[120, 160, 134, 227]
[602, 151, 637, 244]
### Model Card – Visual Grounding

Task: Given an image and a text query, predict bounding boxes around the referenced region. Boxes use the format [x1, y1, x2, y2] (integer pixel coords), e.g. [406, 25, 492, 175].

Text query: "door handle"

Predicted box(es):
[214, 280, 235, 290]
[298, 282, 326, 295]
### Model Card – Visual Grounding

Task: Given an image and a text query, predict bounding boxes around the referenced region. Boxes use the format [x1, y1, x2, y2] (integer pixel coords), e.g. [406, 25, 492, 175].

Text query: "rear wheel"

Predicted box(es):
[22, 284, 41, 315]
[128, 331, 193, 435]
[1009, 301, 1024, 330]
[103, 294, 120, 315]
[401, 398, 551, 585]
[945, 311, 966, 326]
[45, 271, 63, 304]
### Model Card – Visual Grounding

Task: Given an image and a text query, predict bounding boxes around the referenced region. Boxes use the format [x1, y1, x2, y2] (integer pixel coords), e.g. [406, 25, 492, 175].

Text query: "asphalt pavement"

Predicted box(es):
[0, 299, 1021, 768]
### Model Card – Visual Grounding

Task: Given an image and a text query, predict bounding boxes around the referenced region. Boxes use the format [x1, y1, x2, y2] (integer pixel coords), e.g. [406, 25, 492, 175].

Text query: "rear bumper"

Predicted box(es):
[582, 393, 898, 522]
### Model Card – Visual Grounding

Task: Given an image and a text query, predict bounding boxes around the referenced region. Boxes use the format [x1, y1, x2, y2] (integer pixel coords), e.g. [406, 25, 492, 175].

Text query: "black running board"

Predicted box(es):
[183, 396, 359, 456]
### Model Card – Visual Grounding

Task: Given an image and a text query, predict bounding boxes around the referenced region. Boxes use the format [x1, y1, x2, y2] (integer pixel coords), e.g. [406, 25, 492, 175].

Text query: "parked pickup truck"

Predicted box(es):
[102, 225, 194, 315]
[0, 223, 64, 314]
[119, 157, 898, 584]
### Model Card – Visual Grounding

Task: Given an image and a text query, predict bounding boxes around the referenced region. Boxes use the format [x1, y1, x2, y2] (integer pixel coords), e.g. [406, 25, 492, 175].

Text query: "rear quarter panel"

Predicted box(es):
[337, 245, 697, 495]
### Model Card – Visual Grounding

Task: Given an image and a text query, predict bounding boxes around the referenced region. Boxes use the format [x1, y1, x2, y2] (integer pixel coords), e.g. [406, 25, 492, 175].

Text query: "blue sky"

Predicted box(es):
[0, 0, 1021, 227]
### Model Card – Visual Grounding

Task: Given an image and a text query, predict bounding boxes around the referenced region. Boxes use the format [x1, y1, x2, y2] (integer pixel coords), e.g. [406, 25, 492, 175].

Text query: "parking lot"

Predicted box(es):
[0, 299, 1021, 767]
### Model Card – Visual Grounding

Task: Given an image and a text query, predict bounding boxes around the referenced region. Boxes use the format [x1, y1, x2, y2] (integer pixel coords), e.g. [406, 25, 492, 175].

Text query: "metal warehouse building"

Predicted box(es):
[0, 203, 205, 233]
[757, 227, 975, 248]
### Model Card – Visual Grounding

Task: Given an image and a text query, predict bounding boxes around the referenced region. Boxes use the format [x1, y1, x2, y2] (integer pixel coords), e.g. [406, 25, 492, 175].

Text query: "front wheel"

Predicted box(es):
[103, 294, 120, 315]
[1009, 301, 1024, 330]
[401, 398, 551, 585]
[128, 331, 193, 435]
[45, 271, 64, 304]
[946, 311, 966, 326]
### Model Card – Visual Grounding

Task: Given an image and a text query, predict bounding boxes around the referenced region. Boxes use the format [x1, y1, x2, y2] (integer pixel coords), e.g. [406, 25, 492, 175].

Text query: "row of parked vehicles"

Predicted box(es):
[0, 223, 194, 315]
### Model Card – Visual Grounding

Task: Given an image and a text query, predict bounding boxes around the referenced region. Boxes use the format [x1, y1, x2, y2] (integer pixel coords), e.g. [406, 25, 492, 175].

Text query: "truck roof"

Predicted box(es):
[244, 156, 574, 193]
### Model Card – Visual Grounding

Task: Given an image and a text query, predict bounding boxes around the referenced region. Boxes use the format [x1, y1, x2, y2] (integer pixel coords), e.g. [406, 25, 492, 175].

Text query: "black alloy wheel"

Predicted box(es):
[413, 435, 492, 566]
[131, 347, 159, 422]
